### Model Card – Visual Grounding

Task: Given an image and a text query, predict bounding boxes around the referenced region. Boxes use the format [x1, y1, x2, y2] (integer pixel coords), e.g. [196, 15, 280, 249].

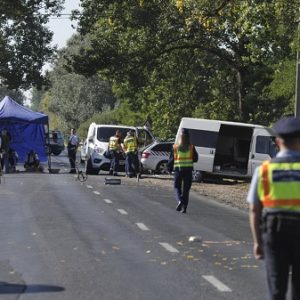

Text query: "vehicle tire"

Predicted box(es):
[85, 158, 99, 175]
[192, 170, 204, 183]
[156, 160, 169, 174]
[52, 151, 61, 156]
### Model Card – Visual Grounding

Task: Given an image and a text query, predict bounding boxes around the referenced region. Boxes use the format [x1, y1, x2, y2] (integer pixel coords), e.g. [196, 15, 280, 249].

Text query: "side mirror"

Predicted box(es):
[88, 137, 93, 142]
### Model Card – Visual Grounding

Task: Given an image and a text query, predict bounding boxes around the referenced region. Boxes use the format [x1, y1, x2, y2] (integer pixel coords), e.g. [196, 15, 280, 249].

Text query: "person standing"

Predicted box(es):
[68, 128, 79, 174]
[123, 130, 140, 178]
[167, 128, 198, 213]
[247, 116, 300, 300]
[108, 130, 122, 176]
[0, 129, 11, 173]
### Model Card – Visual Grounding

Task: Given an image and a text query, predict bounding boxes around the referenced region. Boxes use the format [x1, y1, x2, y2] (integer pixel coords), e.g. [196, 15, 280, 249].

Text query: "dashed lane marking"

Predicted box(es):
[103, 199, 112, 204]
[86, 185, 93, 189]
[159, 243, 179, 253]
[136, 223, 150, 231]
[117, 209, 128, 215]
[202, 275, 232, 292]
[93, 191, 101, 195]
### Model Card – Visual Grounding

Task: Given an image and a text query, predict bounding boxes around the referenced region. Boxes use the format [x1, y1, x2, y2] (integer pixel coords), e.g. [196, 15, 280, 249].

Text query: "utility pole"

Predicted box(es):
[295, 12, 300, 117]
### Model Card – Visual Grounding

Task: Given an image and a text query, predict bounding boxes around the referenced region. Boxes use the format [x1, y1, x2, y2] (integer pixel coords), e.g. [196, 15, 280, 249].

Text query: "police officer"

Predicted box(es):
[168, 128, 198, 213]
[108, 130, 122, 176]
[123, 130, 140, 178]
[247, 116, 300, 300]
[67, 128, 79, 173]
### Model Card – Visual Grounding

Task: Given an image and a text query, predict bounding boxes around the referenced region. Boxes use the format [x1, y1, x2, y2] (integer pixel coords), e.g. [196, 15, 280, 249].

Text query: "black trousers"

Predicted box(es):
[262, 214, 300, 300]
[174, 168, 192, 209]
[68, 149, 76, 170]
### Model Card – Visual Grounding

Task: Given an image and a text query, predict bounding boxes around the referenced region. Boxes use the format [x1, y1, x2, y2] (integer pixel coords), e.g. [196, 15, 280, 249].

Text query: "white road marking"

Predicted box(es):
[103, 199, 112, 204]
[136, 223, 150, 231]
[93, 191, 101, 195]
[202, 275, 232, 292]
[86, 185, 93, 189]
[159, 243, 179, 253]
[117, 209, 128, 215]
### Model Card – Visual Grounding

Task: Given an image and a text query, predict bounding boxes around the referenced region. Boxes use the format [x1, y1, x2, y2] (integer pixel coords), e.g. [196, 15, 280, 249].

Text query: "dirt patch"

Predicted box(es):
[135, 175, 250, 212]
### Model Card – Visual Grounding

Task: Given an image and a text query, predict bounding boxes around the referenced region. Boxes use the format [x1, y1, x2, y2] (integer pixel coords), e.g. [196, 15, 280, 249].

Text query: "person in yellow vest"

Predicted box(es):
[123, 130, 140, 178]
[108, 130, 122, 176]
[247, 116, 300, 300]
[167, 128, 198, 213]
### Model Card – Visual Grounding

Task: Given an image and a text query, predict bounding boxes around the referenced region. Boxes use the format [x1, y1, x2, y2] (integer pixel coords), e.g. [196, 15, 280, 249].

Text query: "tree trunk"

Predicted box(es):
[236, 69, 243, 120]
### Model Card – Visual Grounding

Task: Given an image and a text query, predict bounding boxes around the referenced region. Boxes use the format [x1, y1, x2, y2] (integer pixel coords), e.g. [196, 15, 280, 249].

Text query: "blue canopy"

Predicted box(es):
[0, 96, 49, 162]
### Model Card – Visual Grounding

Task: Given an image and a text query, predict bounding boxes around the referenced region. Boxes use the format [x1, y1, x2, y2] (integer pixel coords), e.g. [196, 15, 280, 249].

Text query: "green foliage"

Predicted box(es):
[0, 86, 24, 104]
[45, 34, 116, 130]
[0, 0, 63, 89]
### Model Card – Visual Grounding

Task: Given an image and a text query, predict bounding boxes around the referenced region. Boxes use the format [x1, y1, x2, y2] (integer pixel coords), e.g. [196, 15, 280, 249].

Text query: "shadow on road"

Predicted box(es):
[0, 282, 65, 294]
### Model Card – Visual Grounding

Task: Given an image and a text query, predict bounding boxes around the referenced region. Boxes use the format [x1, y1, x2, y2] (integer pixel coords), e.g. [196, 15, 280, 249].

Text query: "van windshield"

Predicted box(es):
[97, 127, 132, 142]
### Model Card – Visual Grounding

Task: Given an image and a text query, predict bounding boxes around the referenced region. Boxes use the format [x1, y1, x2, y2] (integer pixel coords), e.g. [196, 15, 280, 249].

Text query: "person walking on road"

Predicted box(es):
[167, 128, 198, 213]
[123, 130, 140, 178]
[67, 128, 79, 174]
[247, 116, 300, 300]
[108, 130, 122, 176]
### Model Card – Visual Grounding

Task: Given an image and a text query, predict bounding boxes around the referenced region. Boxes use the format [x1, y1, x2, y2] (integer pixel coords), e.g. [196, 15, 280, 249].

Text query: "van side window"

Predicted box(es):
[256, 136, 277, 157]
[189, 129, 219, 148]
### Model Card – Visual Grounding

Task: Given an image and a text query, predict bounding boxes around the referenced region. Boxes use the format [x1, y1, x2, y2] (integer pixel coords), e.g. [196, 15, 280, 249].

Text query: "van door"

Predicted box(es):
[188, 124, 220, 172]
[250, 129, 276, 175]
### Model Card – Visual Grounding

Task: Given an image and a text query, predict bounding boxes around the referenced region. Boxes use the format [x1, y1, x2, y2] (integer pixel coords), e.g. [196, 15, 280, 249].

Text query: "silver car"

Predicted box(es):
[141, 141, 174, 174]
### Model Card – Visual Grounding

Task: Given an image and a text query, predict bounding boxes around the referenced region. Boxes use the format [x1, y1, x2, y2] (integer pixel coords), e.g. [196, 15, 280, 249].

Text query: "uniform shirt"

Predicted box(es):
[69, 134, 79, 147]
[247, 150, 300, 209]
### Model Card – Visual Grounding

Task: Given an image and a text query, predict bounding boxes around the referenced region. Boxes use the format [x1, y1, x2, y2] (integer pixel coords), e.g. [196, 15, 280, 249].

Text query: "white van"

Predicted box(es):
[82, 123, 155, 174]
[176, 118, 277, 180]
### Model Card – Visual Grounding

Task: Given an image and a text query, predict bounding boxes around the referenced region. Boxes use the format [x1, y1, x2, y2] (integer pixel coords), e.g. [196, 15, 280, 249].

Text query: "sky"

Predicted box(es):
[24, 0, 81, 104]
[47, 0, 81, 49]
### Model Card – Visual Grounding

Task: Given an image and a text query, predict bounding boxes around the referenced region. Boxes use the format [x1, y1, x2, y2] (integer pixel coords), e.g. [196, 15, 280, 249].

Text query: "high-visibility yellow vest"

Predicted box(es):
[124, 136, 137, 153]
[258, 159, 300, 211]
[108, 136, 119, 151]
[173, 144, 194, 168]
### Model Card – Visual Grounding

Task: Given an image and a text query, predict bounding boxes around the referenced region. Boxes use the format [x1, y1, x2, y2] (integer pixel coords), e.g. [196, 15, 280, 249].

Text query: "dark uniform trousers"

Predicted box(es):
[262, 213, 300, 300]
[125, 152, 139, 176]
[68, 147, 76, 170]
[174, 167, 192, 209]
[109, 150, 119, 173]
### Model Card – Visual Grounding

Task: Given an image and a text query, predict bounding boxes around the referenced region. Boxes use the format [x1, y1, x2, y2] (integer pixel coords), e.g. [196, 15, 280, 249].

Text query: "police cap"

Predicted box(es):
[272, 117, 300, 137]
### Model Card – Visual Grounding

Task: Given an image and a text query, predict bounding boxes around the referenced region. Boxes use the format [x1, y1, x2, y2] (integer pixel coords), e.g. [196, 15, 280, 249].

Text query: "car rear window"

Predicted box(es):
[97, 127, 132, 142]
[152, 143, 173, 152]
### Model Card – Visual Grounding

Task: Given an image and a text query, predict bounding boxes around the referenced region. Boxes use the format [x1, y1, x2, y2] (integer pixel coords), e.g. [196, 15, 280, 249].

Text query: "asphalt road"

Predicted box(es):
[0, 152, 269, 300]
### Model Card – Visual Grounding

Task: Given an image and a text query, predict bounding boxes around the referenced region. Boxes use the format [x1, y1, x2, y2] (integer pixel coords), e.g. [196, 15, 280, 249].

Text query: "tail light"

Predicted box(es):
[142, 152, 151, 159]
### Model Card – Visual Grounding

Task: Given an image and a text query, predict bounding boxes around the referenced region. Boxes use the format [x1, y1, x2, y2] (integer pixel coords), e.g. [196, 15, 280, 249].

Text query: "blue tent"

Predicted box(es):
[0, 96, 49, 162]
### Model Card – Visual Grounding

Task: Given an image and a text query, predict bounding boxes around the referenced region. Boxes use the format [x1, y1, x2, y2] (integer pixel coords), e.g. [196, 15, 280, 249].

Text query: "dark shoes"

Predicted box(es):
[176, 202, 183, 211]
[181, 208, 187, 213]
[69, 169, 76, 174]
[113, 173, 118, 176]
[109, 170, 113, 175]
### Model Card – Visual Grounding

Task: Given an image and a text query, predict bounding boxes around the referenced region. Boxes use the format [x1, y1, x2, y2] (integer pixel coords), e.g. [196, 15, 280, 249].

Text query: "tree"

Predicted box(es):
[0, 85, 24, 104]
[70, 0, 300, 136]
[47, 34, 116, 129]
[0, 0, 63, 89]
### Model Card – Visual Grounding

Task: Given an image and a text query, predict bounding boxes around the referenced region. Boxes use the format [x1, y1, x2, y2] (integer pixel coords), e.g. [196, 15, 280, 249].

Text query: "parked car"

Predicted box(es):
[81, 123, 155, 174]
[48, 130, 65, 155]
[141, 141, 174, 174]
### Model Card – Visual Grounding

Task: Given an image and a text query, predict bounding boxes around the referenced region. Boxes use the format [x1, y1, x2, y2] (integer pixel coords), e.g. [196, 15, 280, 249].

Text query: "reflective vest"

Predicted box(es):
[173, 144, 194, 168]
[124, 136, 137, 153]
[109, 136, 119, 151]
[258, 158, 300, 212]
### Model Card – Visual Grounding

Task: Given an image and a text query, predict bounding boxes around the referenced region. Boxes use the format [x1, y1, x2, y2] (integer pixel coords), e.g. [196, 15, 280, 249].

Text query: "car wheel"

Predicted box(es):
[156, 160, 169, 174]
[85, 158, 99, 175]
[52, 151, 61, 156]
